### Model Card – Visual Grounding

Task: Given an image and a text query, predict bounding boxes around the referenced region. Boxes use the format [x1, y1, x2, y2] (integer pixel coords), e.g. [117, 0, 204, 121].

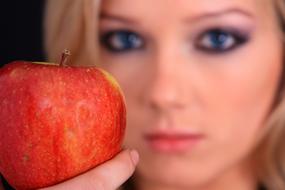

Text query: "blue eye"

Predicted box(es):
[196, 29, 248, 53]
[100, 30, 144, 52]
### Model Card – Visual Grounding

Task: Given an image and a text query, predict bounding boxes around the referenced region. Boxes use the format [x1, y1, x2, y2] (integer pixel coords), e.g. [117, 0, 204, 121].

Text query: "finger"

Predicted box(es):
[41, 149, 139, 190]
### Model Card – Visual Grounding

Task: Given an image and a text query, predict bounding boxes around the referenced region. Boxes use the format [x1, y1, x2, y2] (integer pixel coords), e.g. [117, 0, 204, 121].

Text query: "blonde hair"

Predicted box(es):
[44, 0, 101, 66]
[44, 0, 285, 189]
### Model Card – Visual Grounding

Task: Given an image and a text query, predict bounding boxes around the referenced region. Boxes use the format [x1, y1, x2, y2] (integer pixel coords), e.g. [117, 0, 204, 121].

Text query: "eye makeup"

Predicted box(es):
[100, 29, 145, 53]
[194, 27, 251, 54]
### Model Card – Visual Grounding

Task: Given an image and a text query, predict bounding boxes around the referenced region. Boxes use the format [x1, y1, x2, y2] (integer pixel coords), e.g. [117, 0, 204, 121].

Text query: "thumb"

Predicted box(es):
[42, 149, 139, 190]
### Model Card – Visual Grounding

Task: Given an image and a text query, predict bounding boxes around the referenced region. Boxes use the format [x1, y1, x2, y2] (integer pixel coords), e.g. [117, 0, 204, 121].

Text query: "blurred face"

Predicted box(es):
[98, 0, 283, 189]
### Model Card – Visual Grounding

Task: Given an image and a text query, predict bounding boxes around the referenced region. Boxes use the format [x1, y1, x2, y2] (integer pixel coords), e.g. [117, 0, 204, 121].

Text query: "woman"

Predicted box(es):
[2, 0, 285, 189]
[44, 0, 285, 189]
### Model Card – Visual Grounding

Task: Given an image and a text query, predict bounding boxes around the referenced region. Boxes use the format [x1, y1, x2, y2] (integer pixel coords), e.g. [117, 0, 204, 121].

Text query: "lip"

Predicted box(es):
[144, 129, 204, 153]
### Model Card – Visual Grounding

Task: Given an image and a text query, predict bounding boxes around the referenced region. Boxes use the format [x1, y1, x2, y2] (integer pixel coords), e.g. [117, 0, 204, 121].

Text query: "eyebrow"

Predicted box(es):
[100, 13, 138, 25]
[184, 8, 254, 22]
[100, 7, 254, 24]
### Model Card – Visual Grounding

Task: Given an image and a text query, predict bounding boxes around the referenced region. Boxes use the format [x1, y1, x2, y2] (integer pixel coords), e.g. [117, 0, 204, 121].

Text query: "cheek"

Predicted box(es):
[203, 48, 283, 143]
[99, 54, 149, 148]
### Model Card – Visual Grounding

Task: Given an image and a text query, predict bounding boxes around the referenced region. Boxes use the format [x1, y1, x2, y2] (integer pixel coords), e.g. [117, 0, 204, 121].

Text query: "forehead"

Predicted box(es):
[101, 0, 272, 17]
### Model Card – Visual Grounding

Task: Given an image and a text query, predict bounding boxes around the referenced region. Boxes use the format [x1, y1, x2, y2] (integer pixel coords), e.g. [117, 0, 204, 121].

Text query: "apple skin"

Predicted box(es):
[0, 61, 126, 190]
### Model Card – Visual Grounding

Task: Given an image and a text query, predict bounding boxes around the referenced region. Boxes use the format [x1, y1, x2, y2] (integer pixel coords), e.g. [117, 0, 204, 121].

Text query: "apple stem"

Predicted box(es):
[60, 49, 71, 66]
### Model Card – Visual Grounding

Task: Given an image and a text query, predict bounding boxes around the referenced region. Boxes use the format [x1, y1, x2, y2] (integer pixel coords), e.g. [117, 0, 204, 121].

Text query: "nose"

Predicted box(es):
[144, 50, 188, 114]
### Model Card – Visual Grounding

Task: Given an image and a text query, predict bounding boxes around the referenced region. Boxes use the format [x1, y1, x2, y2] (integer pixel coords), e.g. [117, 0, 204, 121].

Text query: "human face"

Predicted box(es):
[98, 0, 283, 189]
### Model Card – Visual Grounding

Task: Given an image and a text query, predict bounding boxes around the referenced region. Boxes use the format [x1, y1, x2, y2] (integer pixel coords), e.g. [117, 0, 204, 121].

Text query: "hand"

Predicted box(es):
[40, 149, 139, 190]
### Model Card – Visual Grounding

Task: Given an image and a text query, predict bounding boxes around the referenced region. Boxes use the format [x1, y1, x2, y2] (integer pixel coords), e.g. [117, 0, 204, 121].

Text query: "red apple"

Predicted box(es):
[0, 55, 126, 189]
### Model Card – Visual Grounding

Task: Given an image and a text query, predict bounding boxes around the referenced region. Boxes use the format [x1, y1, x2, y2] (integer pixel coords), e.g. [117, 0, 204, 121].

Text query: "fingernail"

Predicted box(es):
[129, 149, 139, 165]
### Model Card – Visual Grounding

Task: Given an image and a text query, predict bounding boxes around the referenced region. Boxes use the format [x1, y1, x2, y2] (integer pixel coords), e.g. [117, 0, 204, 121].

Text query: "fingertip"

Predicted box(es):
[129, 149, 139, 166]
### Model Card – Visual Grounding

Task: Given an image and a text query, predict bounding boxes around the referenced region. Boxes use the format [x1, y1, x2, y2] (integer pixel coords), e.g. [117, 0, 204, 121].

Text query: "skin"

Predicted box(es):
[98, 0, 283, 190]
[41, 150, 139, 190]
[1, 0, 282, 190]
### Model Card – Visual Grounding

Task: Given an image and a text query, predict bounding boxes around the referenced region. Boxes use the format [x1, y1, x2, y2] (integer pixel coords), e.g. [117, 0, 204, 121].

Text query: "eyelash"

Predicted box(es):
[99, 28, 249, 54]
[195, 28, 249, 53]
[100, 30, 144, 53]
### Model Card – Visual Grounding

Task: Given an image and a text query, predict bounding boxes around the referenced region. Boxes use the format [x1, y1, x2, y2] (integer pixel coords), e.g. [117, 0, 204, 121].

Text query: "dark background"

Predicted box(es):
[0, 1, 46, 189]
[0, 0, 46, 66]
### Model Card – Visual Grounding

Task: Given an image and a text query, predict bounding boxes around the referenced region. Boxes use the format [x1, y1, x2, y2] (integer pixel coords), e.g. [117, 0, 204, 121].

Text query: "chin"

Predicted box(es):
[137, 168, 214, 189]
[136, 154, 221, 189]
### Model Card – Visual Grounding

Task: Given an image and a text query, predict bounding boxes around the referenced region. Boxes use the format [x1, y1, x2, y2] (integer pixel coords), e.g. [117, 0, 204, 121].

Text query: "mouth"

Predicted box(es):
[144, 129, 204, 153]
